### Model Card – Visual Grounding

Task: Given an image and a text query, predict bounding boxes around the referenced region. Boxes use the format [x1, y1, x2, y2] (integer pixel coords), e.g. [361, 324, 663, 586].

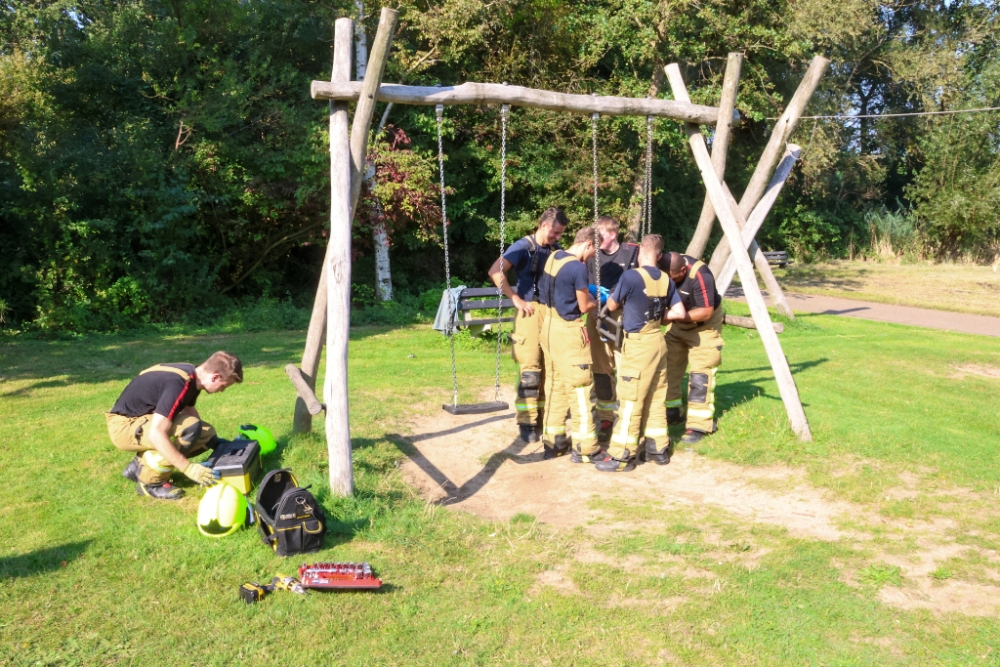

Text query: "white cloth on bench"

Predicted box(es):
[433, 286, 467, 335]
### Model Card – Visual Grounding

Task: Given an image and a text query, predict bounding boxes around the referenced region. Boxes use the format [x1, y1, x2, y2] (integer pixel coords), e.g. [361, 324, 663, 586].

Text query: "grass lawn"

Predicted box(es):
[759, 259, 1000, 318]
[2, 309, 1000, 666]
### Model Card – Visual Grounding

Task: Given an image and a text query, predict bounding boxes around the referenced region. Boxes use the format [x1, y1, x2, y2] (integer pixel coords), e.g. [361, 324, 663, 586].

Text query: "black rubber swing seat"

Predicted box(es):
[442, 401, 509, 415]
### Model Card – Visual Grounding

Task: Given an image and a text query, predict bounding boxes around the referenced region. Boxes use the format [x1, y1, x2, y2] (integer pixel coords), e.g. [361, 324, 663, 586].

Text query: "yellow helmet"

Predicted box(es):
[197, 483, 249, 538]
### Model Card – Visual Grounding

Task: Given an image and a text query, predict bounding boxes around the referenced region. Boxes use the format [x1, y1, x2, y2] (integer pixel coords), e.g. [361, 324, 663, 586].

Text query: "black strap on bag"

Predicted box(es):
[254, 468, 327, 557]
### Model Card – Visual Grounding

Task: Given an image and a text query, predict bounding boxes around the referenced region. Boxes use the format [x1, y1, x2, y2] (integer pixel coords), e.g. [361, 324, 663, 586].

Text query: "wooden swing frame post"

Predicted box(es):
[665, 64, 812, 441]
[667, 64, 795, 319]
[686, 52, 743, 259]
[708, 57, 829, 280]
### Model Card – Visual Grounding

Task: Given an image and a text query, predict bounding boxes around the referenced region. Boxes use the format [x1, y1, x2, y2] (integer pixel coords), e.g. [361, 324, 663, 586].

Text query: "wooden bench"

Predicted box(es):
[762, 251, 790, 268]
[454, 287, 514, 328]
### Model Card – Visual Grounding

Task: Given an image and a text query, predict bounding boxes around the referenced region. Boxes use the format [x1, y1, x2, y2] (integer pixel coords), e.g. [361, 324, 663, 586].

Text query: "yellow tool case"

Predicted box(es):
[207, 438, 262, 494]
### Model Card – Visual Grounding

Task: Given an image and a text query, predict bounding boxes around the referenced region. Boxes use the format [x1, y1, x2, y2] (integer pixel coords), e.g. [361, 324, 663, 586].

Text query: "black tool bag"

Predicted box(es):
[254, 469, 327, 557]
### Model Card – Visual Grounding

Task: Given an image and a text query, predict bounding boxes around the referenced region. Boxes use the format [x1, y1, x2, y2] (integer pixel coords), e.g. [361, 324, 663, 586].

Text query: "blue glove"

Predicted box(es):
[588, 284, 610, 306]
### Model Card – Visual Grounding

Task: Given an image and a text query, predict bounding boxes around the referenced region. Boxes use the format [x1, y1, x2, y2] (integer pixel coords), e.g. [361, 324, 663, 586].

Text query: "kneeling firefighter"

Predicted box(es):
[105, 351, 243, 500]
[596, 235, 686, 472]
[661, 251, 725, 445]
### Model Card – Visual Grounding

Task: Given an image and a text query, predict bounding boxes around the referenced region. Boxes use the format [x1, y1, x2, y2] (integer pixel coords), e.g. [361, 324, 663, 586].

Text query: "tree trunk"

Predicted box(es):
[355, 0, 393, 302]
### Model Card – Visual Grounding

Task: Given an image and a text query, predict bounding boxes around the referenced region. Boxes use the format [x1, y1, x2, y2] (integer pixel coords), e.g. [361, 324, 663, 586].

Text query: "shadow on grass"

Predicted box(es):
[0, 540, 93, 580]
[386, 433, 535, 507]
[0, 324, 407, 389]
[406, 413, 514, 442]
[724, 357, 829, 377]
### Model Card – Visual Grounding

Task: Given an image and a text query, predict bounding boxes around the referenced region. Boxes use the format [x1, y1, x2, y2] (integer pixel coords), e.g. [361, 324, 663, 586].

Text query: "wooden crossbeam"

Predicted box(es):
[310, 81, 734, 124]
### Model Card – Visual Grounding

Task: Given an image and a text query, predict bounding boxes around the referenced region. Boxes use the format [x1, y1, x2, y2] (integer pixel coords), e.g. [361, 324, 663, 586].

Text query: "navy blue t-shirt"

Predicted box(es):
[611, 267, 681, 333]
[502, 236, 559, 301]
[538, 251, 590, 321]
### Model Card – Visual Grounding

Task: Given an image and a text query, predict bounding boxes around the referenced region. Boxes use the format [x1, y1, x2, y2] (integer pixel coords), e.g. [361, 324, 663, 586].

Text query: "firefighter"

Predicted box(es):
[595, 235, 686, 472]
[488, 207, 568, 443]
[586, 215, 640, 443]
[537, 226, 604, 462]
[105, 351, 243, 500]
[661, 251, 725, 445]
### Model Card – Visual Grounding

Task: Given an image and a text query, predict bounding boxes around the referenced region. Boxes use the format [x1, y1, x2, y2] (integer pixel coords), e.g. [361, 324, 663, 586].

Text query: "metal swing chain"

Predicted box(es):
[591, 102, 601, 295]
[494, 103, 510, 403]
[436, 104, 459, 407]
[644, 115, 653, 238]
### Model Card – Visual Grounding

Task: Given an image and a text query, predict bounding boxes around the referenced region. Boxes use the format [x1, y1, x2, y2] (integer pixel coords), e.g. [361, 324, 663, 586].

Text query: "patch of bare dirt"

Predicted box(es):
[841, 540, 1000, 616]
[397, 390, 859, 541]
[951, 364, 1000, 380]
[879, 580, 1000, 617]
[531, 566, 579, 595]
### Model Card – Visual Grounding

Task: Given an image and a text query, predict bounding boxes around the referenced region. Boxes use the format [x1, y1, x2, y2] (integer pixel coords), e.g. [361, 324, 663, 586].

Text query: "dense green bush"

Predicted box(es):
[2, 0, 998, 332]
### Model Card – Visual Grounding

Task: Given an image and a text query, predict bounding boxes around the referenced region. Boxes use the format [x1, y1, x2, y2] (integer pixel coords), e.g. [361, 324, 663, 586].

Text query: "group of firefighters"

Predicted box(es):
[488, 208, 724, 473]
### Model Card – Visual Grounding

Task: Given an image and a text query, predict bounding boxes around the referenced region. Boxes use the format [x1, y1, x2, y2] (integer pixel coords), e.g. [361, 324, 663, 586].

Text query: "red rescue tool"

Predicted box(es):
[298, 562, 383, 590]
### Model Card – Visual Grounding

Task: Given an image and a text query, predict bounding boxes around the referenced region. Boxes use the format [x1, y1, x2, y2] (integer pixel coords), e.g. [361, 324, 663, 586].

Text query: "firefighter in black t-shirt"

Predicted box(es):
[661, 252, 725, 445]
[105, 351, 243, 500]
[586, 215, 640, 442]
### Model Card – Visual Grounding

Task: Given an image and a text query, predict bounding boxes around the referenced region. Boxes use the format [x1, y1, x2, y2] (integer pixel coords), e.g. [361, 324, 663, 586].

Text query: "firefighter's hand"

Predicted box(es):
[183, 462, 220, 487]
[512, 295, 535, 317]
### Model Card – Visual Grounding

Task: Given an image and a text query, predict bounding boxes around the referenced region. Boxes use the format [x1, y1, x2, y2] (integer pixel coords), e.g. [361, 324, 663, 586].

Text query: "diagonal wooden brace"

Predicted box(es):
[715, 145, 802, 297]
[666, 64, 812, 442]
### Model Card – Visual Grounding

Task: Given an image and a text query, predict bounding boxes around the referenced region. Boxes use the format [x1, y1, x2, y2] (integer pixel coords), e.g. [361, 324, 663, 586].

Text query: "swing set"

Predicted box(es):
[286, 9, 828, 497]
[435, 87, 660, 415]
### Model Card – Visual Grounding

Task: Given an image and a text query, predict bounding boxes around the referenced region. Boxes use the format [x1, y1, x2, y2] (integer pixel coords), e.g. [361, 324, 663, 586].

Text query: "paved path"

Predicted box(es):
[726, 288, 1000, 337]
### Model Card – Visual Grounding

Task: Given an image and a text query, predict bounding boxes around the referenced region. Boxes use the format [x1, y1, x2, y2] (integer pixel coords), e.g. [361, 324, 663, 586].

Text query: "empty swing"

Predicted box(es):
[436, 102, 511, 415]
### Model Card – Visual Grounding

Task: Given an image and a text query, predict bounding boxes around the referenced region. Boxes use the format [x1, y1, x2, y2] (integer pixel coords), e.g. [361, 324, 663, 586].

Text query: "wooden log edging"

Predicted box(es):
[310, 80, 735, 125]
[723, 314, 784, 334]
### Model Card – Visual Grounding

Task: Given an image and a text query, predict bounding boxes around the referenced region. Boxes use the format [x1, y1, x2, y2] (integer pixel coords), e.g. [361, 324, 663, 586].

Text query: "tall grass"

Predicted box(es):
[863, 205, 927, 262]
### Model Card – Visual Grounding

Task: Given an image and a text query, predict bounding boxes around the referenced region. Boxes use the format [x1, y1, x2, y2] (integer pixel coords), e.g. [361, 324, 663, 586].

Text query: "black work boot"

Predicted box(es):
[645, 438, 672, 466]
[680, 429, 707, 446]
[136, 481, 185, 500]
[543, 435, 570, 460]
[570, 446, 608, 464]
[594, 449, 636, 473]
[122, 456, 141, 482]
[667, 407, 685, 425]
[597, 420, 614, 444]
[518, 424, 540, 444]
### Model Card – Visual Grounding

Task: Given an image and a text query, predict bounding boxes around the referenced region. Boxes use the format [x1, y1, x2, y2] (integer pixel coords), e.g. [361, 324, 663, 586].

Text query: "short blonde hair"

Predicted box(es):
[596, 215, 619, 234]
[202, 351, 243, 383]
